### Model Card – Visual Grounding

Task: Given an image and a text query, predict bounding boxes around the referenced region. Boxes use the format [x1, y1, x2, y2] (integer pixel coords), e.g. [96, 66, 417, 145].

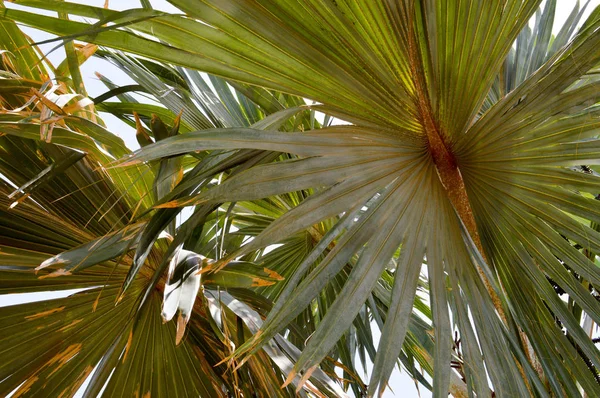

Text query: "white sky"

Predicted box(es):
[3, 0, 600, 397]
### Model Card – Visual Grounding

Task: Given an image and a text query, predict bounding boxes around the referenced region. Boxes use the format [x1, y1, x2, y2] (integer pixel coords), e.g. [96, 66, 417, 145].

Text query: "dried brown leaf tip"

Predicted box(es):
[123, 329, 134, 362]
[175, 313, 187, 345]
[25, 306, 66, 320]
[281, 369, 297, 389]
[92, 293, 101, 312]
[58, 319, 83, 332]
[297, 366, 317, 393]
[38, 269, 72, 279]
[263, 267, 284, 281]
[153, 200, 182, 209]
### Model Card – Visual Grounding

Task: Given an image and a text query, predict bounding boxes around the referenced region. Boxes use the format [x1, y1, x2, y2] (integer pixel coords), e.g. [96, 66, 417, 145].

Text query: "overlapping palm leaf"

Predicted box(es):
[4, 0, 600, 396]
[0, 11, 348, 397]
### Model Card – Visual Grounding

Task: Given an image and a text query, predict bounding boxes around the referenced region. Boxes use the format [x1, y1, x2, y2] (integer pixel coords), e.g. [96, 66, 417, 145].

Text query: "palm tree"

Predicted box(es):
[2, 0, 600, 397]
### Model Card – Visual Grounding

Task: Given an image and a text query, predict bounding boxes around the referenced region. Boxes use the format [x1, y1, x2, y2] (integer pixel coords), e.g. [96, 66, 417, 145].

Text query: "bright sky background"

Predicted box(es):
[3, 0, 600, 397]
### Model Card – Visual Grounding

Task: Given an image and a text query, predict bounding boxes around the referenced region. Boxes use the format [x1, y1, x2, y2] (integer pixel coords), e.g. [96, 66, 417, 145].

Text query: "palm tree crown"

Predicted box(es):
[2, 0, 600, 397]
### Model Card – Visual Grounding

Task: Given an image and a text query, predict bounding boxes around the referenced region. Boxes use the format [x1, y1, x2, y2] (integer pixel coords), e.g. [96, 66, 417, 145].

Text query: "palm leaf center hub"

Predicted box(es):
[426, 121, 477, 246]
[422, 104, 503, 313]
